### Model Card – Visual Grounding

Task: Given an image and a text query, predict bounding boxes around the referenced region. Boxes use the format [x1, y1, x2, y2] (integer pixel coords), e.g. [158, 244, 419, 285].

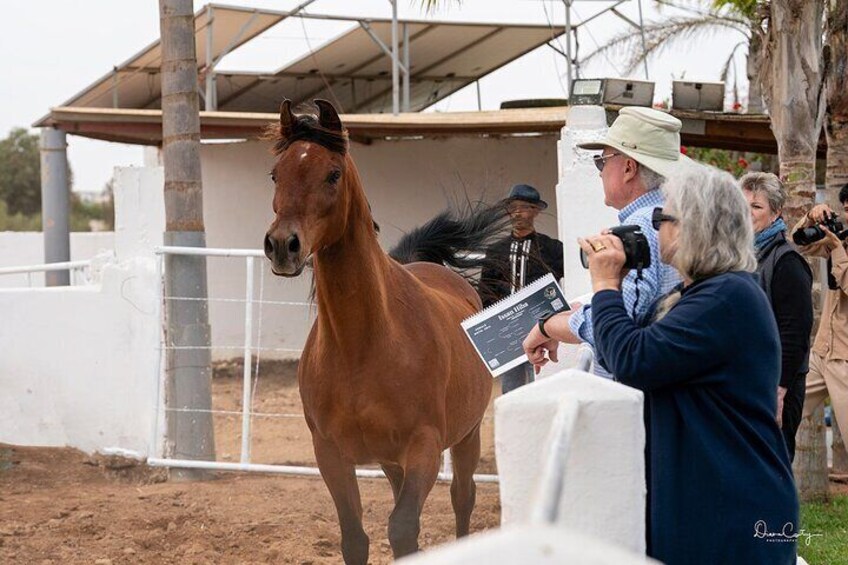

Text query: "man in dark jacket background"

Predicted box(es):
[479, 184, 564, 394]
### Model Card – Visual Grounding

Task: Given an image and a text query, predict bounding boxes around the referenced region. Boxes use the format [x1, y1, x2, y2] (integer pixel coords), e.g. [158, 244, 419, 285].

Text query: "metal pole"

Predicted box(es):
[564, 0, 573, 96]
[240, 256, 255, 464]
[39, 128, 70, 287]
[205, 4, 216, 111]
[112, 67, 120, 108]
[150, 253, 165, 458]
[637, 0, 649, 80]
[390, 0, 399, 115]
[402, 22, 410, 112]
[476, 80, 482, 111]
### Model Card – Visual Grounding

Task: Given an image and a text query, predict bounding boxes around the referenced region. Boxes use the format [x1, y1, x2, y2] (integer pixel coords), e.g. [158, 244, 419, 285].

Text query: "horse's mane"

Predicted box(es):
[264, 109, 349, 156]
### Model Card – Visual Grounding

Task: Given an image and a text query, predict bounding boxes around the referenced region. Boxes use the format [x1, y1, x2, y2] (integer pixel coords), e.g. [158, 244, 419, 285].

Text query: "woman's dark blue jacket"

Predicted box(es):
[593, 271, 799, 565]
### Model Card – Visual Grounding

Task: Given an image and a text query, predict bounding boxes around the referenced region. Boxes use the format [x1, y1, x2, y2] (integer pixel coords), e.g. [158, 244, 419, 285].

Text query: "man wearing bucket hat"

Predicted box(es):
[480, 183, 564, 393]
[523, 107, 688, 379]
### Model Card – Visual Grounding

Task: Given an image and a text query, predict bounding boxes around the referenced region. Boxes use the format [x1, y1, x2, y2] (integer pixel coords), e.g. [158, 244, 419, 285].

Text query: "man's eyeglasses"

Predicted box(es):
[651, 207, 677, 230]
[593, 153, 622, 172]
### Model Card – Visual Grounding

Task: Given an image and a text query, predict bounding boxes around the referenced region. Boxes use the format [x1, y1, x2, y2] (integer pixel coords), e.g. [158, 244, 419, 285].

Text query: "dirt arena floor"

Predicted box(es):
[0, 360, 502, 564]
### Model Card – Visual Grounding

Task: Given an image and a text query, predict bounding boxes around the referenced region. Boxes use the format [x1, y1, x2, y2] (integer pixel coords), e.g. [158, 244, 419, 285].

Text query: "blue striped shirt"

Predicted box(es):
[568, 189, 681, 378]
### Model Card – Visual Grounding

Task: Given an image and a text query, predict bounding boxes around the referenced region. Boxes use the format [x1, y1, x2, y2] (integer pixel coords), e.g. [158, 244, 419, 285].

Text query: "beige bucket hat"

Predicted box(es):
[578, 106, 692, 178]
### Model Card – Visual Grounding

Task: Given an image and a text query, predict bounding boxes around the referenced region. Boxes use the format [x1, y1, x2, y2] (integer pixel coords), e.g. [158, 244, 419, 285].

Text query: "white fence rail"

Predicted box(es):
[149, 245, 499, 483]
[0, 259, 95, 287]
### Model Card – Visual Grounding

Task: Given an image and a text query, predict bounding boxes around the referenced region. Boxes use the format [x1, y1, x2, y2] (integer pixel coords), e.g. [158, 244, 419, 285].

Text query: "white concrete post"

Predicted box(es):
[556, 106, 618, 298]
[495, 369, 646, 555]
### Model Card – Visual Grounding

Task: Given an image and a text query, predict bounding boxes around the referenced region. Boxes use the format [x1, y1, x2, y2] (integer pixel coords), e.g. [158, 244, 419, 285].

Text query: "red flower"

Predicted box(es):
[680, 146, 688, 155]
[732, 102, 742, 111]
[738, 157, 749, 168]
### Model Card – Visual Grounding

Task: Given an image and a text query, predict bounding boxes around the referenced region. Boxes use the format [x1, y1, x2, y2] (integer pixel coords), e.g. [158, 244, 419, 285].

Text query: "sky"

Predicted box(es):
[0, 0, 745, 194]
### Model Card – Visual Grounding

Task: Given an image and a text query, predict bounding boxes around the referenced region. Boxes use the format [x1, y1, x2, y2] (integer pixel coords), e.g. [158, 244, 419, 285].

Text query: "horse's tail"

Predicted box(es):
[388, 203, 511, 296]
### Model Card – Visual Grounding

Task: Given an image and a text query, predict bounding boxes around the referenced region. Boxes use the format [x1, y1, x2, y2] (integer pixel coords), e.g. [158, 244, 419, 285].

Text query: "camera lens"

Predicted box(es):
[792, 226, 825, 246]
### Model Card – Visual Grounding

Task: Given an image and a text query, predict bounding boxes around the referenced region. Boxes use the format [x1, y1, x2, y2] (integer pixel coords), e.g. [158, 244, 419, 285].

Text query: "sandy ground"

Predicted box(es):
[5, 360, 845, 564]
[0, 360, 502, 564]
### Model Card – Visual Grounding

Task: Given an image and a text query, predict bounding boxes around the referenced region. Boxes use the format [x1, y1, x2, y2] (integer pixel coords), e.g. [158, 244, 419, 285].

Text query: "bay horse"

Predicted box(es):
[263, 99, 502, 564]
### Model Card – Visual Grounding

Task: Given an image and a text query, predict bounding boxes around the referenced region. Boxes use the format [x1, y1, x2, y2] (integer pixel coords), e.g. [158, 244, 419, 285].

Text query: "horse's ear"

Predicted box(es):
[279, 99, 295, 138]
[314, 99, 343, 132]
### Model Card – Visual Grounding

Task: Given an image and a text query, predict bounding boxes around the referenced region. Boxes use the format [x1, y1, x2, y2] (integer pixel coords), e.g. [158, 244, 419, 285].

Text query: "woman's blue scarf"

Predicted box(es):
[754, 217, 787, 251]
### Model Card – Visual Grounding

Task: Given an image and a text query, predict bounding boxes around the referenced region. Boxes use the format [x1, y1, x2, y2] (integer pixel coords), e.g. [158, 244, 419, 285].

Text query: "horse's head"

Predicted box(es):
[264, 99, 353, 277]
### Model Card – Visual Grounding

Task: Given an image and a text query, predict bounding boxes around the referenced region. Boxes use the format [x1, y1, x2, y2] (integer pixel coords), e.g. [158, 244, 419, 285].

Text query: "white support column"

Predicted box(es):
[495, 369, 646, 555]
[556, 106, 617, 297]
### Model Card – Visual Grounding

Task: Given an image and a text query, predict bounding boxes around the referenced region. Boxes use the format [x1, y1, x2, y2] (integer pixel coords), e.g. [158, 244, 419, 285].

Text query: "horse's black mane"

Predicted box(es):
[266, 111, 349, 156]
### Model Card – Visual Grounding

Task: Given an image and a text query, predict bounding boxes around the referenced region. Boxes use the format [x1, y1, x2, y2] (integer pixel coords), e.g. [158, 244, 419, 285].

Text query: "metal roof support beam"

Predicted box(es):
[112, 67, 120, 108]
[349, 26, 504, 113]
[210, 11, 261, 68]
[390, 0, 400, 115]
[564, 0, 573, 95]
[402, 23, 410, 112]
[359, 22, 409, 75]
[637, 0, 649, 80]
[205, 5, 216, 110]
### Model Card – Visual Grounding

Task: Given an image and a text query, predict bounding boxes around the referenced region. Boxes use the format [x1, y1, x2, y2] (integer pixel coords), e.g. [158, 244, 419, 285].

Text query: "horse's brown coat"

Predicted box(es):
[264, 100, 493, 564]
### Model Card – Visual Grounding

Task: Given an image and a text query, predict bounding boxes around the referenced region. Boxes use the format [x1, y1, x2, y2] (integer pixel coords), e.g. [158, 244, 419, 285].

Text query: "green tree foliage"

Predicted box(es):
[0, 128, 42, 216]
[0, 127, 114, 232]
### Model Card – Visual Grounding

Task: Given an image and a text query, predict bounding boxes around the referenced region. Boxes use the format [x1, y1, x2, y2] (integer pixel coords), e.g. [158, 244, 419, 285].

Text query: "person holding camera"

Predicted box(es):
[791, 184, 848, 449]
[479, 184, 564, 394]
[526, 107, 683, 379]
[740, 172, 813, 462]
[527, 165, 798, 564]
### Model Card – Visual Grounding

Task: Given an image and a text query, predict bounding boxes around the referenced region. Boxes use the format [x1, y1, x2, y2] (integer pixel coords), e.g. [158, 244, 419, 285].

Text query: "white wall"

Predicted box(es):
[0, 167, 162, 455]
[0, 232, 115, 287]
[199, 134, 560, 359]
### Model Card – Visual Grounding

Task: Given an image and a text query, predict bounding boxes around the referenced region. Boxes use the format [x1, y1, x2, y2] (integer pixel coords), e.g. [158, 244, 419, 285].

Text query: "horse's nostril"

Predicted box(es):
[264, 234, 276, 257]
[287, 234, 301, 255]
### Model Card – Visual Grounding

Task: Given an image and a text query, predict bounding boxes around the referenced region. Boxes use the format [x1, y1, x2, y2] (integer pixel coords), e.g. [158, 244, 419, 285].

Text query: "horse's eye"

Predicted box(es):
[268, 171, 276, 184]
[327, 170, 341, 185]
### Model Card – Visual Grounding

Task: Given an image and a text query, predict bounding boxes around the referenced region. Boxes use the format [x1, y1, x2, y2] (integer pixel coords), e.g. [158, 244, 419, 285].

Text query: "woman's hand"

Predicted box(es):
[523, 322, 560, 374]
[820, 224, 843, 252]
[578, 233, 628, 292]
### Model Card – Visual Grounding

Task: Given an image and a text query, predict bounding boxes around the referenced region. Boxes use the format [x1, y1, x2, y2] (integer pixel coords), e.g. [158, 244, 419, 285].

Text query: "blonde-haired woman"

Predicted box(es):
[524, 165, 798, 564]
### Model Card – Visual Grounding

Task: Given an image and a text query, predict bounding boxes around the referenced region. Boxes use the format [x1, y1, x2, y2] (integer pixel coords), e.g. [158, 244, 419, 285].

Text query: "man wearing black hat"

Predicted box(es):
[480, 184, 564, 394]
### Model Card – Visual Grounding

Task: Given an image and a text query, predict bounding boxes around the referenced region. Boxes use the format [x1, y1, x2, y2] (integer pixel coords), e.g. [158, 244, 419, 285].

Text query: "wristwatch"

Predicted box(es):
[537, 311, 556, 339]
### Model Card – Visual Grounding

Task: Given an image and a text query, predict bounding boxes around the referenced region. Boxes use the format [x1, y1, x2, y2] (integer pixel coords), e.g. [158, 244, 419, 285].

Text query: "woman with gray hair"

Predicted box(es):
[741, 172, 813, 462]
[526, 165, 798, 564]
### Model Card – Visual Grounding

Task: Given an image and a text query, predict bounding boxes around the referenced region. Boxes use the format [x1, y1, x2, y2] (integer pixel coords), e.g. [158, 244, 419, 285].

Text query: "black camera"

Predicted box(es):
[580, 224, 652, 270]
[792, 212, 847, 246]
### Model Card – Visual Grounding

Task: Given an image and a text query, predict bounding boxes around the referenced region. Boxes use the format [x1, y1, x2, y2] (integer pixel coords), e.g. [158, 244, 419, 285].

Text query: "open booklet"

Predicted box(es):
[461, 273, 570, 377]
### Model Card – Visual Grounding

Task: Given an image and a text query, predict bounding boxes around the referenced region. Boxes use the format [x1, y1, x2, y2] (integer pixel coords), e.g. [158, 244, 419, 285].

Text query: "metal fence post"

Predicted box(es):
[241, 256, 255, 463]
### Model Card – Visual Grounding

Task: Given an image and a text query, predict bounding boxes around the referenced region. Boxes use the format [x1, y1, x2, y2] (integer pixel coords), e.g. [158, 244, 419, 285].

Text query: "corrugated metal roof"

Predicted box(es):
[216, 20, 564, 114]
[47, 4, 285, 111]
[41, 3, 565, 116]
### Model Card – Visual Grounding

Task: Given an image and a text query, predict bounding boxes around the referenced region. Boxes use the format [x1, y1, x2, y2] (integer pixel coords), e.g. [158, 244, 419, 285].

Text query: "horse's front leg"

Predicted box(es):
[388, 428, 442, 558]
[313, 435, 369, 565]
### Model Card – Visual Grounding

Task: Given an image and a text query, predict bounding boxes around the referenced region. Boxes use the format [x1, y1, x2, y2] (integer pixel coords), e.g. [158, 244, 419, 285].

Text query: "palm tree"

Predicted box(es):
[581, 1, 765, 112]
[159, 0, 216, 478]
